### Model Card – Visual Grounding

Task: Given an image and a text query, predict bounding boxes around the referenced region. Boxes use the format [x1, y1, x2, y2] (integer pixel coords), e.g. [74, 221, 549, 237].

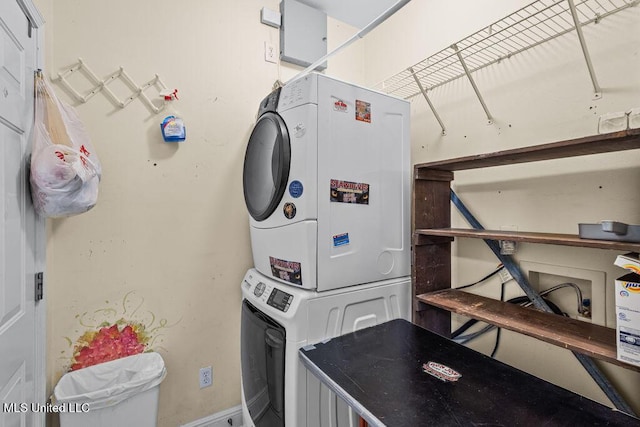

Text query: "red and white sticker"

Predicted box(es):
[334, 99, 348, 113]
[422, 361, 462, 382]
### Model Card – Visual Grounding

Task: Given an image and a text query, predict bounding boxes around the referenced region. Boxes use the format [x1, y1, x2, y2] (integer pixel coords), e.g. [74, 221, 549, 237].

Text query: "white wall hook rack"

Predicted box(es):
[55, 58, 169, 114]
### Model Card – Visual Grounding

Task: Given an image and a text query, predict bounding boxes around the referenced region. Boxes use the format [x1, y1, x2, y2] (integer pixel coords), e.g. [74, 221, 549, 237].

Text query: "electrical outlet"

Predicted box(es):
[499, 225, 518, 255]
[498, 268, 513, 284]
[199, 366, 213, 389]
[265, 41, 277, 63]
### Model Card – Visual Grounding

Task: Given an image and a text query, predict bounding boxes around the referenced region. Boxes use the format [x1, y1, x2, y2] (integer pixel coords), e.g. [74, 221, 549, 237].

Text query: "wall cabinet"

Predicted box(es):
[412, 128, 640, 371]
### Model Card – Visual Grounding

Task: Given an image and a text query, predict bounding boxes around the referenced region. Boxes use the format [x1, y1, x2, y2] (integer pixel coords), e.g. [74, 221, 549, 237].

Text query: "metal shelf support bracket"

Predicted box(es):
[567, 0, 602, 99]
[410, 67, 446, 135]
[452, 44, 493, 124]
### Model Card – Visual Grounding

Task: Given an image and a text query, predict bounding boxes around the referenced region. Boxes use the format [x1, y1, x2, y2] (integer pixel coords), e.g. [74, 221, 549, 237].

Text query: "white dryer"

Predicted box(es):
[240, 268, 411, 427]
[243, 73, 410, 291]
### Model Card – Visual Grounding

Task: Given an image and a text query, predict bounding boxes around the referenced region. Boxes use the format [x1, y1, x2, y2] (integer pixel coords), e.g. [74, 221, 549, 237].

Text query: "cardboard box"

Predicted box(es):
[614, 253, 640, 274]
[614, 253, 640, 368]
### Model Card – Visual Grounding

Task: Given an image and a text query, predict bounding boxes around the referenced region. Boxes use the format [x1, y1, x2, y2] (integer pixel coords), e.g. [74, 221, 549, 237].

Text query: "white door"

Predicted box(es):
[0, 0, 45, 426]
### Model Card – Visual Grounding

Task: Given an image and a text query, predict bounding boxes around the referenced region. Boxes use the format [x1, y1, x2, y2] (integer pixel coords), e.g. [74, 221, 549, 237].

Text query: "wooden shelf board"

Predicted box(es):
[415, 228, 640, 251]
[417, 289, 640, 371]
[414, 129, 640, 172]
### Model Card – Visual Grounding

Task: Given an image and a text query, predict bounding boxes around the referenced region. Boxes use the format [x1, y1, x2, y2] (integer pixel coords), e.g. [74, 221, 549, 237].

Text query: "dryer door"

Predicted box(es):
[243, 112, 291, 221]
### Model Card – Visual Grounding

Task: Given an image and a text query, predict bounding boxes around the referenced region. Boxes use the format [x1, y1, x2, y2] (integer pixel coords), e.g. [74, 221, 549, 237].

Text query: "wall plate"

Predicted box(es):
[520, 261, 605, 326]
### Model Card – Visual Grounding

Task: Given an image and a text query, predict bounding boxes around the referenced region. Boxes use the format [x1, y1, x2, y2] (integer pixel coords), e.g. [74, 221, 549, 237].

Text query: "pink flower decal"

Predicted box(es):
[70, 323, 147, 371]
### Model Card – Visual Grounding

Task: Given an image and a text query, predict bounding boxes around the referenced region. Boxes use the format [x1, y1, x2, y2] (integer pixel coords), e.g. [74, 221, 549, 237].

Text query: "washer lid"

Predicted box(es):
[243, 111, 291, 221]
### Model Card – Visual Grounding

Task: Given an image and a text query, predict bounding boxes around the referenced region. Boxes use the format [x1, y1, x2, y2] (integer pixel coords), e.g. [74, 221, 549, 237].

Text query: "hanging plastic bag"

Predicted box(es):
[29, 73, 101, 218]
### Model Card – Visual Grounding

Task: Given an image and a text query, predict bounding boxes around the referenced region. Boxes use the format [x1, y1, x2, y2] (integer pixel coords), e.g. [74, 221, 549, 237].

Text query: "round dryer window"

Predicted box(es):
[243, 112, 291, 221]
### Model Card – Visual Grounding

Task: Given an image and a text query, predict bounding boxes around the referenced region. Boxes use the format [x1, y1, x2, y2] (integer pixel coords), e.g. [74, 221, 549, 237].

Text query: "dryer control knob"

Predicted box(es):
[254, 282, 266, 297]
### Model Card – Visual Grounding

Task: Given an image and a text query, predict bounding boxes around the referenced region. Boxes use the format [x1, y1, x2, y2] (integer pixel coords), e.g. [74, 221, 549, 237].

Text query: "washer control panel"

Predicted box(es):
[267, 288, 293, 312]
[244, 274, 294, 312]
[254, 282, 266, 297]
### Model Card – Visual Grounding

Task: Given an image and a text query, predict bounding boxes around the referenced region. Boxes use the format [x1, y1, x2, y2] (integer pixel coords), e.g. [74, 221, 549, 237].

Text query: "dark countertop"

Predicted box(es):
[299, 319, 640, 427]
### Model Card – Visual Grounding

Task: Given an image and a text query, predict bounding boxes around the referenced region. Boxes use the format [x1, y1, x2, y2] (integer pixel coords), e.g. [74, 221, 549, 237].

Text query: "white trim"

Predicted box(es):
[16, 1, 47, 426]
[16, 0, 45, 28]
[180, 404, 243, 427]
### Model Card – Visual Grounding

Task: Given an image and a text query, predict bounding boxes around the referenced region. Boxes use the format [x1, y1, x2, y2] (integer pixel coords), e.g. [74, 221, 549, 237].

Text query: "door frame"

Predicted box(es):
[16, 0, 46, 424]
[17, 0, 45, 29]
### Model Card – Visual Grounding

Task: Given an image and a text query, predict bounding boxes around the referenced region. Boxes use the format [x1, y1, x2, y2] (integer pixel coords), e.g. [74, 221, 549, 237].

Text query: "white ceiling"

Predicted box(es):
[296, 0, 401, 28]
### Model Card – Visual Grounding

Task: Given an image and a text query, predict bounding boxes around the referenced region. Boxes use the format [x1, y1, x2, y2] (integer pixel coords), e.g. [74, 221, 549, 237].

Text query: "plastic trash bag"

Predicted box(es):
[29, 73, 101, 217]
[53, 353, 166, 411]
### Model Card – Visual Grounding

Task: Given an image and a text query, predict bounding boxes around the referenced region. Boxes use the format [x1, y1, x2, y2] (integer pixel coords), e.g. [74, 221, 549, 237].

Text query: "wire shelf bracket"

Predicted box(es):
[410, 67, 447, 135]
[374, 0, 638, 124]
[567, 0, 602, 99]
[54, 58, 169, 114]
[452, 44, 494, 124]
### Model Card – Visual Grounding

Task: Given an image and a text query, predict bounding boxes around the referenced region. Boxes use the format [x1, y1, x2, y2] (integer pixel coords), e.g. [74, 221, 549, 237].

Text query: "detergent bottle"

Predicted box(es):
[160, 89, 186, 142]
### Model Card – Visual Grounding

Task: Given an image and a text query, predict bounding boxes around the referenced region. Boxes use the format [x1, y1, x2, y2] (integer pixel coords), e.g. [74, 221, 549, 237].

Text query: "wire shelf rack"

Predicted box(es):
[373, 0, 637, 100]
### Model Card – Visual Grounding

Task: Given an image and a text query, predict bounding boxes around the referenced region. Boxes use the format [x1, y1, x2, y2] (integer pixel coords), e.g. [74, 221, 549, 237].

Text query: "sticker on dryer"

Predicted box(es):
[330, 179, 370, 204]
[294, 123, 306, 138]
[333, 98, 348, 113]
[289, 180, 303, 198]
[269, 256, 302, 286]
[355, 100, 371, 123]
[333, 233, 350, 247]
[283, 202, 297, 219]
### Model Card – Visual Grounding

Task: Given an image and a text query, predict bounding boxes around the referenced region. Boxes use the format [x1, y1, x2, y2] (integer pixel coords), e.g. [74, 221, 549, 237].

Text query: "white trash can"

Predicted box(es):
[53, 352, 166, 427]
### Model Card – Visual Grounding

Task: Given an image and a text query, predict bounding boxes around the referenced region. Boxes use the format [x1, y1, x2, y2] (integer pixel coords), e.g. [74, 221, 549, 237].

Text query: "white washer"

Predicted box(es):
[243, 73, 411, 291]
[240, 268, 410, 427]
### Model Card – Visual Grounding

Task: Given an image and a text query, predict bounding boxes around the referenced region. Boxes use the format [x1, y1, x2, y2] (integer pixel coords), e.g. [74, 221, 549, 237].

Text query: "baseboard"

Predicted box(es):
[180, 404, 243, 427]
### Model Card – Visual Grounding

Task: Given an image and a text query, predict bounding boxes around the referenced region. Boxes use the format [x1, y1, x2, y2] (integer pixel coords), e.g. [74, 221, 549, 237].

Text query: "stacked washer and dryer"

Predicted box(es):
[240, 73, 411, 427]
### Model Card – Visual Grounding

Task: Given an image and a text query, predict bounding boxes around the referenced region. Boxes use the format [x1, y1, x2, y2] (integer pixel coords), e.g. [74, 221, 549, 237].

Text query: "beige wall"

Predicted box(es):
[365, 0, 640, 415]
[34, 1, 364, 426]
[33, 0, 639, 423]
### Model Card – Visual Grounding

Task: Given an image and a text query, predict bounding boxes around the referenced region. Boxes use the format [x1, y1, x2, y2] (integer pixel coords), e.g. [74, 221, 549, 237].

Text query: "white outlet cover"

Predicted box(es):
[199, 366, 213, 388]
[265, 41, 278, 64]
